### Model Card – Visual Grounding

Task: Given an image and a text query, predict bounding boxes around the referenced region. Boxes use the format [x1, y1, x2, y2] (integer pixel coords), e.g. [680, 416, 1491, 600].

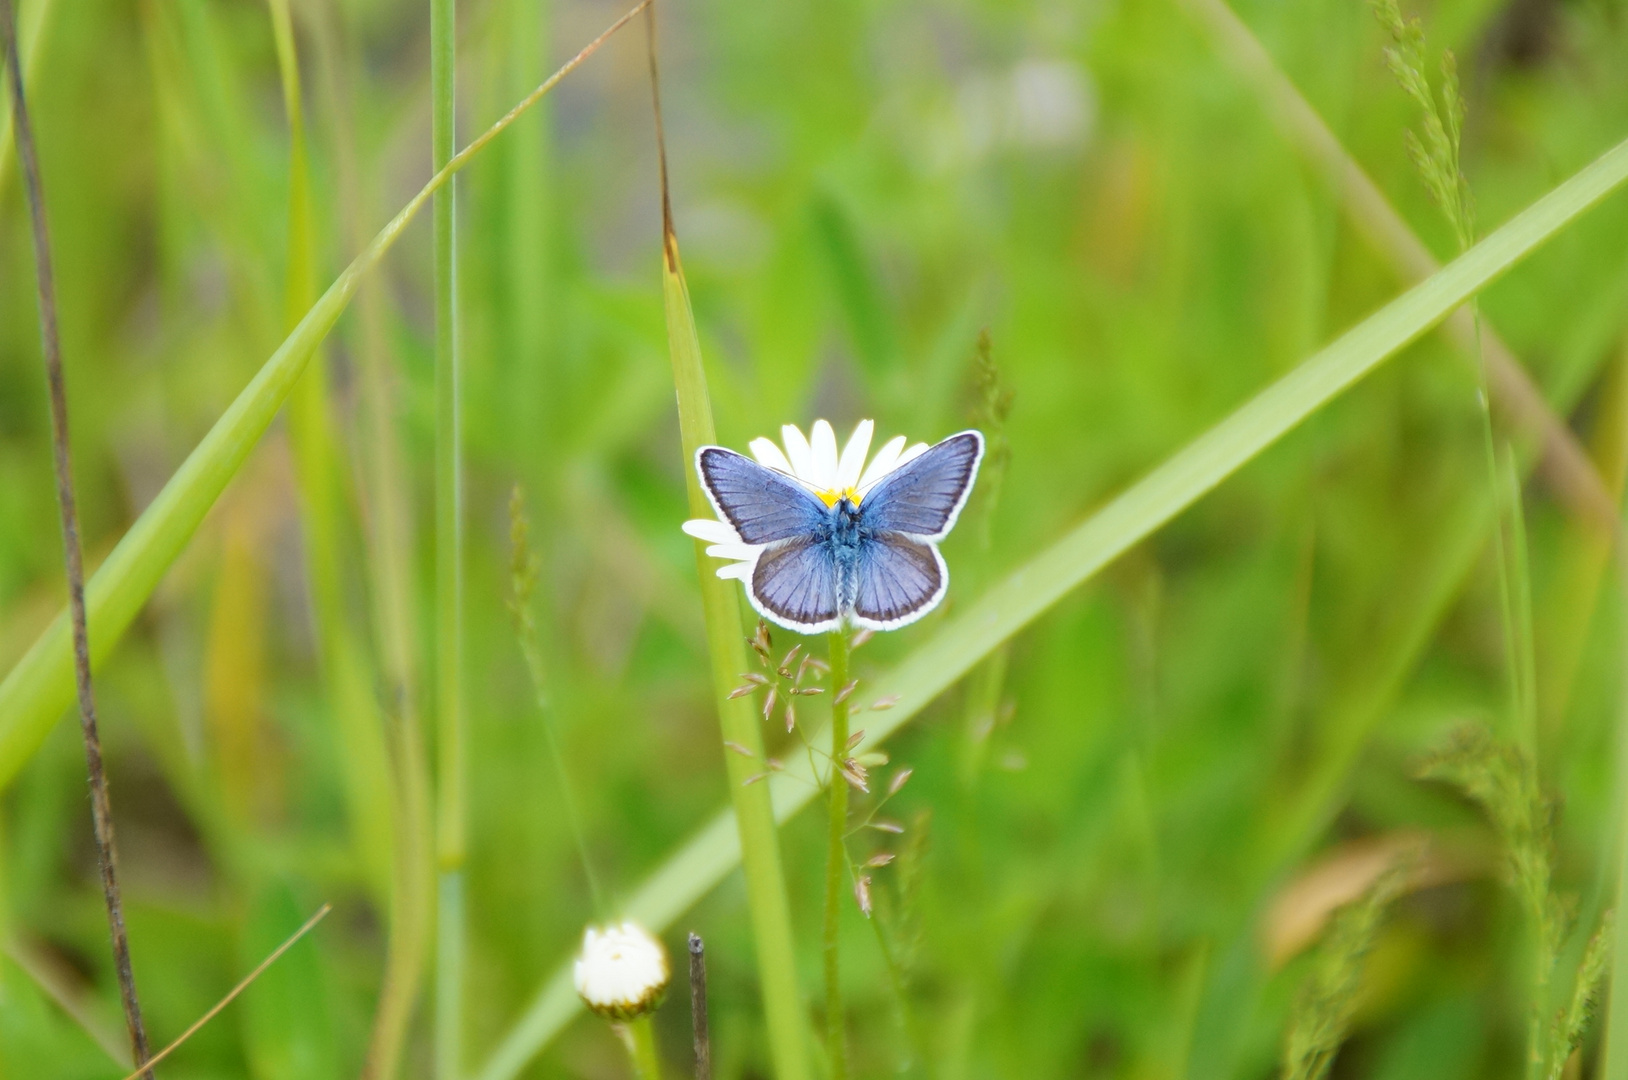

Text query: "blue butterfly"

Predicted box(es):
[695, 430, 984, 634]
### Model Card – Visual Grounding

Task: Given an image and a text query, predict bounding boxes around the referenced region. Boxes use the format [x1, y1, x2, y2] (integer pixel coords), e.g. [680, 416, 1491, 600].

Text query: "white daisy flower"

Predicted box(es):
[573, 921, 670, 1020]
[681, 419, 930, 583]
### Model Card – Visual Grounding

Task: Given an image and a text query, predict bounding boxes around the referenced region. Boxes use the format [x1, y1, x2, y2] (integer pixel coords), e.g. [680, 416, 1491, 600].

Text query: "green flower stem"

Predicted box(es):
[622, 1017, 662, 1080]
[823, 629, 850, 1079]
[474, 131, 1628, 1080]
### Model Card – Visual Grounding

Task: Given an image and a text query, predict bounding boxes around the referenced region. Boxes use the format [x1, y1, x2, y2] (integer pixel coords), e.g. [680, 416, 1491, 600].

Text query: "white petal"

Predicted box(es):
[749, 438, 795, 475]
[836, 420, 874, 492]
[683, 518, 739, 544]
[857, 435, 907, 491]
[706, 542, 760, 562]
[781, 424, 814, 482]
[809, 420, 839, 490]
[717, 562, 755, 581]
[897, 442, 929, 467]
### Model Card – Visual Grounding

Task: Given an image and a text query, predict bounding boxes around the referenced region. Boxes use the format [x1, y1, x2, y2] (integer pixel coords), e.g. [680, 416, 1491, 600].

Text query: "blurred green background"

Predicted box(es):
[4, 0, 1628, 1076]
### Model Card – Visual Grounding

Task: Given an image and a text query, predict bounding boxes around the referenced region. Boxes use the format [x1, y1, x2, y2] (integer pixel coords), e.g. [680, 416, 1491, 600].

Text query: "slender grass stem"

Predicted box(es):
[113, 905, 332, 1080]
[519, 630, 604, 910]
[823, 629, 851, 1079]
[511, 488, 605, 912]
[1602, 533, 1628, 1080]
[0, 3, 153, 1075]
[431, 0, 462, 866]
[306, 4, 436, 1073]
[431, 0, 466, 1073]
[267, 0, 396, 906]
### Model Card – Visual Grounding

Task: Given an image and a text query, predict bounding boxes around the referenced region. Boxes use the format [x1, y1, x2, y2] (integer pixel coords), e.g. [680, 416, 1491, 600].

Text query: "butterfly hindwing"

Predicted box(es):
[750, 536, 842, 633]
[858, 431, 984, 540]
[850, 532, 946, 630]
[696, 446, 829, 545]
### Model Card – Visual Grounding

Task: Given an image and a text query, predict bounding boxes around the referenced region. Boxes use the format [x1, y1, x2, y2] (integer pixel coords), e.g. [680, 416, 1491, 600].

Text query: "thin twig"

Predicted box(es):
[688, 933, 711, 1080]
[644, 0, 675, 265]
[115, 904, 332, 1080]
[0, 3, 153, 1075]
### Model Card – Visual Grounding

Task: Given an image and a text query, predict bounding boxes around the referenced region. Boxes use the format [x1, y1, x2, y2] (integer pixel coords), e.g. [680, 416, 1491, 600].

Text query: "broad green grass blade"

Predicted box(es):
[475, 131, 1628, 1079]
[642, 10, 809, 1077]
[658, 225, 812, 1077]
[0, 3, 649, 793]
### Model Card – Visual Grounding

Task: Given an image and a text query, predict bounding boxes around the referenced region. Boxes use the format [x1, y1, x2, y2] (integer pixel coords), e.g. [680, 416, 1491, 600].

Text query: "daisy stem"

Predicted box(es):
[621, 1016, 663, 1080]
[823, 628, 851, 1079]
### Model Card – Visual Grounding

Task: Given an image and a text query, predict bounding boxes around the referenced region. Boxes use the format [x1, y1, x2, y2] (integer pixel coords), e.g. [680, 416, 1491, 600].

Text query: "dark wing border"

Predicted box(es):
[695, 445, 828, 545]
[744, 536, 844, 635]
[849, 533, 949, 632]
[857, 430, 984, 542]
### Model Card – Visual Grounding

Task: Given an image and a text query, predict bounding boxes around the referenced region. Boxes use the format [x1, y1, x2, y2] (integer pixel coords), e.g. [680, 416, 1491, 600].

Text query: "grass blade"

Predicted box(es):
[430, 0, 465, 1073]
[301, 5, 438, 1074]
[1181, 0, 1619, 536]
[645, 8, 810, 1076]
[475, 130, 1628, 1078]
[0, 1, 650, 794]
[268, 0, 395, 905]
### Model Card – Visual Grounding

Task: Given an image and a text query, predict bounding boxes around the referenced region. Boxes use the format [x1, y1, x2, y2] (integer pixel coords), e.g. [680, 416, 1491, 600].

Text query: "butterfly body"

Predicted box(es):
[695, 430, 983, 634]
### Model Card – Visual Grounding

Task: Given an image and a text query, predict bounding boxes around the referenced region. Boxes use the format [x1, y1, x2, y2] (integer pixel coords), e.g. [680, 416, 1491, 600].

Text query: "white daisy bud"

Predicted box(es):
[573, 921, 670, 1020]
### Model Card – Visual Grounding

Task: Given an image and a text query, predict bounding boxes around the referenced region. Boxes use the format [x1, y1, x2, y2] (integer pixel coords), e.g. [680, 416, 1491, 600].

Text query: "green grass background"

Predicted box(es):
[4, 0, 1628, 1076]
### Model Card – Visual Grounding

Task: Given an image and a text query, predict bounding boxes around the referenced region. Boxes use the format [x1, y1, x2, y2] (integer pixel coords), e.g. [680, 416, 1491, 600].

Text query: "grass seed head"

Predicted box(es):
[840, 758, 870, 793]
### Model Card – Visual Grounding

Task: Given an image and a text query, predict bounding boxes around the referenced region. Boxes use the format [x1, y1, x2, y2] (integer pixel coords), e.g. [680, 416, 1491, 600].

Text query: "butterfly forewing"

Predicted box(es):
[850, 533, 945, 629]
[751, 536, 842, 632]
[858, 431, 984, 540]
[697, 447, 829, 544]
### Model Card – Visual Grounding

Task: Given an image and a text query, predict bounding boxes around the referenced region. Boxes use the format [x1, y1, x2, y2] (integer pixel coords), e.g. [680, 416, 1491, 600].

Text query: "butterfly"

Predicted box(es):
[695, 430, 984, 634]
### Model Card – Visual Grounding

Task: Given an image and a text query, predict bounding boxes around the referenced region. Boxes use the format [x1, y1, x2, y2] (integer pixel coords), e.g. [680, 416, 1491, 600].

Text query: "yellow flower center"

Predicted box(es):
[817, 486, 861, 509]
